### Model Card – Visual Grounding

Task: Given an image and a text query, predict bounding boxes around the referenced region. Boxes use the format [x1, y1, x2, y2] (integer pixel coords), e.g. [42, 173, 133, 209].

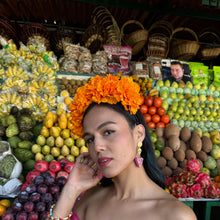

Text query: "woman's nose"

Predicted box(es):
[93, 138, 105, 152]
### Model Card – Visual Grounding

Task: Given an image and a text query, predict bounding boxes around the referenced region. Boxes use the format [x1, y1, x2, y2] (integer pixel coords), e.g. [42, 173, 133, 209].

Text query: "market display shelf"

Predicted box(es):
[57, 71, 95, 80]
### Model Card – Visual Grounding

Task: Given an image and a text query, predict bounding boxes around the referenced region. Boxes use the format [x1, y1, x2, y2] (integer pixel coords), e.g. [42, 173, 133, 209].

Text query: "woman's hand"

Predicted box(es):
[65, 152, 102, 195]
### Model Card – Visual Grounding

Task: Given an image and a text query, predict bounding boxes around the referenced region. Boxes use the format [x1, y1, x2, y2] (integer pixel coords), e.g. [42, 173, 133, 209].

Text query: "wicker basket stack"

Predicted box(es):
[198, 30, 220, 60]
[121, 20, 148, 55]
[20, 23, 51, 50]
[91, 6, 121, 47]
[145, 20, 173, 58]
[169, 27, 200, 61]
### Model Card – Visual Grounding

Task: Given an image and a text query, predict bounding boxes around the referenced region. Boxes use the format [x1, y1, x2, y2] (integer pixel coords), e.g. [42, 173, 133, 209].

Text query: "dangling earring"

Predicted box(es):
[134, 141, 143, 167]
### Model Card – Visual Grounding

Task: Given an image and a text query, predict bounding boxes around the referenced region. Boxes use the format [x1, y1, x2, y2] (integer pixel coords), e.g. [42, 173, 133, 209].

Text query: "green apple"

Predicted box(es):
[161, 100, 169, 111]
[177, 93, 184, 100]
[190, 107, 197, 116]
[206, 102, 213, 109]
[178, 100, 185, 107]
[178, 81, 185, 89]
[209, 84, 216, 92]
[200, 102, 206, 109]
[207, 95, 214, 102]
[184, 107, 190, 115]
[199, 94, 206, 102]
[156, 80, 164, 87]
[167, 110, 174, 118]
[188, 115, 194, 121]
[194, 114, 201, 121]
[211, 110, 217, 117]
[201, 115, 208, 121]
[189, 96, 196, 103]
[204, 108, 211, 116]
[201, 84, 207, 90]
[174, 113, 180, 120]
[194, 83, 201, 90]
[186, 102, 192, 108]
[193, 101, 200, 109]
[169, 92, 177, 99]
[214, 97, 220, 103]
[154, 149, 161, 158]
[171, 81, 178, 89]
[213, 103, 219, 110]
[208, 115, 215, 122]
[186, 81, 193, 89]
[215, 116, 220, 123]
[197, 108, 204, 115]
[160, 90, 168, 99]
[180, 114, 188, 121]
[164, 80, 171, 87]
[216, 86, 220, 92]
[201, 167, 210, 175]
[170, 104, 177, 112]
[177, 106, 184, 114]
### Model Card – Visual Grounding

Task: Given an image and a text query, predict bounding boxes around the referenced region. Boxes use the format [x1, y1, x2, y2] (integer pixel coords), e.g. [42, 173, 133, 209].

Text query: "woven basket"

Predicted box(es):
[121, 20, 148, 55]
[169, 27, 200, 61]
[81, 24, 107, 54]
[198, 31, 220, 60]
[92, 6, 121, 46]
[21, 23, 51, 50]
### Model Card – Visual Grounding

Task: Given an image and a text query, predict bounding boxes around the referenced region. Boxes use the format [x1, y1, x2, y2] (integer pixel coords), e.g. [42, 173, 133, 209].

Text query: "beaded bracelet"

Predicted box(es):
[48, 204, 73, 220]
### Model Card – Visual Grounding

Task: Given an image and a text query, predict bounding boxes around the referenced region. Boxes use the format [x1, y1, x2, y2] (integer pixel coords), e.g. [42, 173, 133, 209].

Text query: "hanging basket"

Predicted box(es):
[169, 27, 200, 61]
[121, 20, 148, 55]
[92, 6, 121, 46]
[198, 30, 220, 60]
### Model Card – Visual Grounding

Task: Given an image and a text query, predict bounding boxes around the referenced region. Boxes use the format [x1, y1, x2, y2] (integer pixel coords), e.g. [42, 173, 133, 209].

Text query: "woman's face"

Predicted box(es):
[170, 64, 184, 80]
[83, 105, 139, 178]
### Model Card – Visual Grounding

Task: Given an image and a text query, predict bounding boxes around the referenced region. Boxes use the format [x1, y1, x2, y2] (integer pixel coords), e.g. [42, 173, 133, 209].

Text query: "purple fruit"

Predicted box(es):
[33, 175, 44, 185]
[40, 171, 51, 178]
[44, 175, 55, 185]
[18, 191, 29, 203]
[37, 183, 48, 194]
[28, 212, 39, 220]
[23, 201, 34, 212]
[16, 211, 28, 220]
[40, 211, 48, 220]
[35, 201, 46, 212]
[1, 212, 14, 220]
[55, 176, 67, 186]
[30, 192, 41, 202]
[25, 183, 36, 194]
[41, 192, 53, 203]
[49, 184, 60, 194]
[11, 202, 23, 212]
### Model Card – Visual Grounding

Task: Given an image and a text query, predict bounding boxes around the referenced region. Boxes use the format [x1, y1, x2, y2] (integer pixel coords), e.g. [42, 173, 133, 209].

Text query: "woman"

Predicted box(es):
[49, 74, 197, 220]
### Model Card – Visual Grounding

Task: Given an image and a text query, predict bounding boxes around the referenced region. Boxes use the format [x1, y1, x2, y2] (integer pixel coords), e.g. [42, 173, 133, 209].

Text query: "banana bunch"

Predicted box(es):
[43, 94, 57, 109]
[1, 77, 28, 92]
[5, 66, 29, 80]
[0, 104, 10, 117]
[22, 94, 49, 121]
[0, 91, 22, 107]
[0, 68, 4, 78]
[29, 78, 58, 97]
[32, 64, 56, 82]
[148, 88, 159, 97]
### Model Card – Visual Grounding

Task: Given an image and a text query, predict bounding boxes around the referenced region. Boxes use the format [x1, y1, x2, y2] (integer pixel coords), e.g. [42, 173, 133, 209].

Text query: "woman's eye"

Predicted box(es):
[85, 137, 94, 144]
[104, 130, 114, 136]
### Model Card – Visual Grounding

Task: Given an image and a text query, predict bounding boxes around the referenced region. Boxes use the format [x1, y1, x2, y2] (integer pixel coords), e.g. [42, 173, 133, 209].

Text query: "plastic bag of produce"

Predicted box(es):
[92, 50, 108, 75]
[0, 141, 11, 161]
[0, 177, 22, 198]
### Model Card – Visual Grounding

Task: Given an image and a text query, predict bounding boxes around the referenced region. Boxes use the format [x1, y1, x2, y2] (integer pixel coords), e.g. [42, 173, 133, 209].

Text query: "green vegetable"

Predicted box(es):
[14, 148, 34, 162]
[17, 115, 35, 131]
[18, 141, 33, 150]
[6, 115, 16, 126]
[19, 131, 34, 141]
[0, 116, 8, 127]
[32, 124, 43, 138]
[6, 123, 19, 138]
[0, 154, 17, 179]
[7, 136, 22, 148]
[23, 159, 36, 171]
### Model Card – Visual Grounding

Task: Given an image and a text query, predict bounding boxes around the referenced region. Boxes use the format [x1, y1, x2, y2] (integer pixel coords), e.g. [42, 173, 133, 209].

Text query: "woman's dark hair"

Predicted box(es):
[83, 102, 165, 189]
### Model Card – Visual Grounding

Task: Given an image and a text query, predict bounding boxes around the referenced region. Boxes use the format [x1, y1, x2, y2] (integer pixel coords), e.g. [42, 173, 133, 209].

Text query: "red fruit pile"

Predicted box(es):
[140, 95, 170, 129]
[2, 172, 68, 220]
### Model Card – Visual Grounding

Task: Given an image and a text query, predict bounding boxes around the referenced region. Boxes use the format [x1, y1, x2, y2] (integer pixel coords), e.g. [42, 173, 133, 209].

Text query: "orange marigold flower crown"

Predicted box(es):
[68, 74, 142, 137]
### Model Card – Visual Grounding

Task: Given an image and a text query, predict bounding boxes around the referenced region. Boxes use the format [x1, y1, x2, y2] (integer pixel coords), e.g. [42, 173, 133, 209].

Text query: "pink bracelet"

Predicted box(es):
[48, 204, 73, 220]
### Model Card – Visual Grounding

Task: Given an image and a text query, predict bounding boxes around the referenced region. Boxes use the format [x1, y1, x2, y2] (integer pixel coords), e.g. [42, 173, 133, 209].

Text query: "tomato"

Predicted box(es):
[147, 121, 156, 129]
[148, 106, 157, 115]
[143, 113, 151, 123]
[151, 114, 161, 123]
[156, 122, 165, 128]
[157, 107, 165, 116]
[140, 104, 148, 114]
[144, 95, 153, 107]
[153, 97, 163, 108]
[161, 114, 170, 124]
[140, 95, 145, 105]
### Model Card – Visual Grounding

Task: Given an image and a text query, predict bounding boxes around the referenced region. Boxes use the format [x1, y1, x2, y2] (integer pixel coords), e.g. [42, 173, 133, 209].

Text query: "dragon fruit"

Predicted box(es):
[204, 183, 220, 199]
[177, 170, 196, 186]
[187, 184, 203, 198]
[186, 159, 200, 172]
[170, 183, 187, 198]
[195, 172, 211, 188]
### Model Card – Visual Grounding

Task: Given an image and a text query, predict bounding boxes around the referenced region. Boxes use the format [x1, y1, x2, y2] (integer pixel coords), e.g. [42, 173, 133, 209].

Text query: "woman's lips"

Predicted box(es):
[98, 157, 112, 167]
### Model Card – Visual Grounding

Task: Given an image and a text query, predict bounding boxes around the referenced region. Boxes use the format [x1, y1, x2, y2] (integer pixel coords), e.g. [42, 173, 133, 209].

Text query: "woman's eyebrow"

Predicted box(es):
[83, 121, 116, 137]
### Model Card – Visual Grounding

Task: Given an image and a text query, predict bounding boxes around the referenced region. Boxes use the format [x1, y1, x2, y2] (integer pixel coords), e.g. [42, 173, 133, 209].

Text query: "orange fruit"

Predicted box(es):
[64, 96, 72, 105]
[0, 199, 11, 208]
[0, 204, 7, 217]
